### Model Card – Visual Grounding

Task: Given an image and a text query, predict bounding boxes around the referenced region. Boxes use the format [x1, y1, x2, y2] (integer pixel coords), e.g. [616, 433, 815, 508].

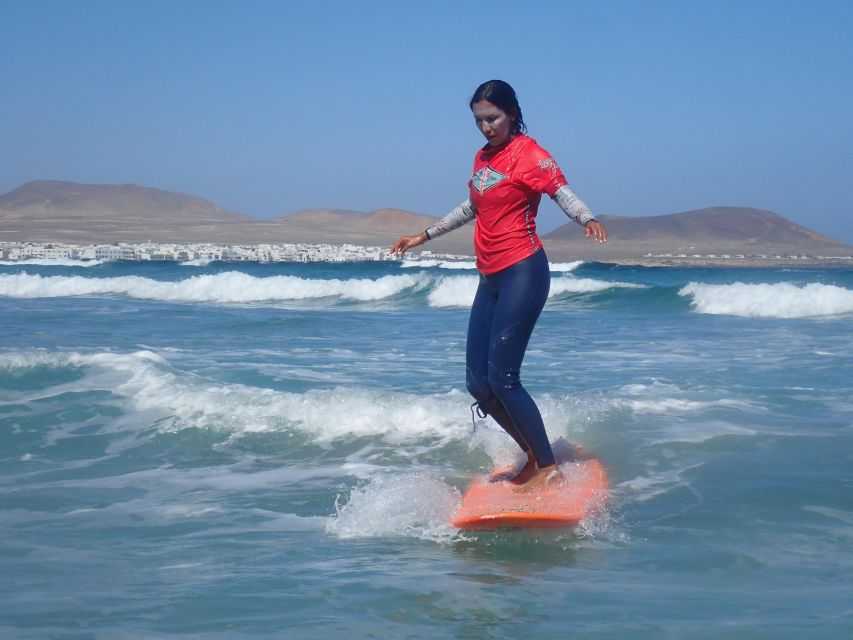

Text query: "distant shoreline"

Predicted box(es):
[2, 239, 851, 268]
[604, 256, 853, 268]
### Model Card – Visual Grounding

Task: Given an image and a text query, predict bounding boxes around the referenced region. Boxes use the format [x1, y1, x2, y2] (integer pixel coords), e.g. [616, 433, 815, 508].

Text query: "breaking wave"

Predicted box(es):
[400, 259, 476, 270]
[550, 261, 585, 272]
[0, 271, 635, 308]
[0, 258, 106, 267]
[0, 272, 431, 304]
[680, 281, 853, 318]
[0, 349, 471, 444]
[0, 348, 606, 450]
[400, 259, 583, 273]
[4, 268, 851, 319]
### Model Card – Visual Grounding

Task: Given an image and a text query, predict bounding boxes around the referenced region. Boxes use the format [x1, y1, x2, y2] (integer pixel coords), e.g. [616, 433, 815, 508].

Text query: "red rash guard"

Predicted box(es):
[469, 134, 568, 274]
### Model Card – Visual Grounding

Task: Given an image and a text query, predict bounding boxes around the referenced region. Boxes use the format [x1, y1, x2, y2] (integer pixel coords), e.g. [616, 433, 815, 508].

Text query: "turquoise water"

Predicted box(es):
[1, 258, 852, 639]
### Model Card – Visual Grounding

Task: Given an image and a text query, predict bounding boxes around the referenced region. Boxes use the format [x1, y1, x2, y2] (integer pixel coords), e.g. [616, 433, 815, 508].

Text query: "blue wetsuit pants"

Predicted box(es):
[465, 249, 555, 468]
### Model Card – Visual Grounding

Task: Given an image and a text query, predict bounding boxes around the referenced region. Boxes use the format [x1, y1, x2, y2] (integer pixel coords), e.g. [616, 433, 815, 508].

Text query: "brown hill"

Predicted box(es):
[279, 207, 474, 252]
[0, 180, 251, 223]
[0, 180, 475, 253]
[542, 207, 852, 259]
[0, 180, 254, 244]
[284, 207, 437, 235]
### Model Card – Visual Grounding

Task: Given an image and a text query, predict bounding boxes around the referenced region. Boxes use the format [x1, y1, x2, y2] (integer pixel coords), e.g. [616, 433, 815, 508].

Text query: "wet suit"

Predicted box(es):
[425, 134, 597, 468]
[466, 249, 553, 465]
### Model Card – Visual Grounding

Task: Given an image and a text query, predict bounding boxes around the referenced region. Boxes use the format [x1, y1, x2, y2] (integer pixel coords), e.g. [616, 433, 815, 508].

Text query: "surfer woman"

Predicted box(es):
[391, 80, 608, 492]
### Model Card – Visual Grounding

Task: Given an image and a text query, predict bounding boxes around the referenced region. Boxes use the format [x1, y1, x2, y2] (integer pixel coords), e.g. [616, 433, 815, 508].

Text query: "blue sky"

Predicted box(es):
[2, 0, 852, 243]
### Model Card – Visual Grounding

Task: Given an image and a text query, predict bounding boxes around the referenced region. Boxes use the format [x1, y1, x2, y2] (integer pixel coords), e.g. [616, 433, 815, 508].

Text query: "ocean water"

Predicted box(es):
[1, 257, 852, 639]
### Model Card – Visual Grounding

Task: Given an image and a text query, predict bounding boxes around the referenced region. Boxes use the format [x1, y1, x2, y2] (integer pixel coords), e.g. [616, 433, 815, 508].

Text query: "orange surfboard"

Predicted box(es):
[452, 441, 608, 530]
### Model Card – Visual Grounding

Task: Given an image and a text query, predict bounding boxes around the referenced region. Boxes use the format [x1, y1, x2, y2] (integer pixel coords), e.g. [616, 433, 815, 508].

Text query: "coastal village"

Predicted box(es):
[1, 240, 850, 265]
[0, 240, 468, 263]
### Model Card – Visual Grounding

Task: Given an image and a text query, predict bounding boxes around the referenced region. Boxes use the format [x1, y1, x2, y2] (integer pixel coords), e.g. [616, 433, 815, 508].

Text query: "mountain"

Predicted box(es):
[272, 207, 476, 254]
[542, 207, 852, 259]
[0, 181, 253, 245]
[0, 181, 474, 253]
[0, 180, 251, 223]
[1, 181, 849, 260]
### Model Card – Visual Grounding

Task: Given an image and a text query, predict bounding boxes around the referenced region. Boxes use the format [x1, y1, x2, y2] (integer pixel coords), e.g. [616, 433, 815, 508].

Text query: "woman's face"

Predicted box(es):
[472, 100, 514, 147]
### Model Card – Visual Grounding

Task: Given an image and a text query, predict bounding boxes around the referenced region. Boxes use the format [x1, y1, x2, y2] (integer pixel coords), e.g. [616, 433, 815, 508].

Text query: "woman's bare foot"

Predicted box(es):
[489, 451, 535, 483]
[507, 457, 539, 485]
[511, 464, 565, 493]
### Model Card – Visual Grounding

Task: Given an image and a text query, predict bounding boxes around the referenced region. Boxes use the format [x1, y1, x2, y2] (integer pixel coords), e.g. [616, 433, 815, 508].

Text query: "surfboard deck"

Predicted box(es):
[452, 440, 608, 530]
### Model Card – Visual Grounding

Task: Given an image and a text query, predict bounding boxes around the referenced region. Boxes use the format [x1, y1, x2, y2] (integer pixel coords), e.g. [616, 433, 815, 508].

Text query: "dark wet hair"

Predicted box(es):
[469, 80, 527, 134]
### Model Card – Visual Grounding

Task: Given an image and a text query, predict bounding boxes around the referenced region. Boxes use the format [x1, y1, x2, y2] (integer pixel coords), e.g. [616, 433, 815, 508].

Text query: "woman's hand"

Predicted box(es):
[391, 232, 429, 255]
[585, 220, 608, 244]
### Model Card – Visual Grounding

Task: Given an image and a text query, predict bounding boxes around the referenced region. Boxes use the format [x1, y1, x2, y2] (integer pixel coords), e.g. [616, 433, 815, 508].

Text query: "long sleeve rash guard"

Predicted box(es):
[425, 134, 596, 274]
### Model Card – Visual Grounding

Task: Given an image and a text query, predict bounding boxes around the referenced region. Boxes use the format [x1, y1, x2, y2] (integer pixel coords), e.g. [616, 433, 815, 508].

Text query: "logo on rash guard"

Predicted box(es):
[538, 158, 559, 174]
[472, 166, 507, 195]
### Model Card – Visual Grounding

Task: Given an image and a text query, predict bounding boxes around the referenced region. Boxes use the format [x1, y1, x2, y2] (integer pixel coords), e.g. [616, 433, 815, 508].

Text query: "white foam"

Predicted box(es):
[179, 258, 214, 267]
[614, 382, 762, 444]
[618, 379, 757, 410]
[326, 457, 619, 546]
[427, 275, 479, 307]
[625, 397, 753, 415]
[0, 270, 642, 309]
[0, 272, 430, 304]
[680, 281, 853, 318]
[442, 260, 477, 270]
[1, 349, 473, 445]
[652, 420, 758, 444]
[0, 258, 106, 267]
[401, 259, 441, 268]
[0, 349, 72, 371]
[0, 350, 599, 449]
[549, 261, 585, 272]
[403, 260, 581, 272]
[550, 276, 644, 295]
[616, 463, 704, 503]
[426, 274, 643, 308]
[401, 259, 477, 270]
[326, 472, 462, 542]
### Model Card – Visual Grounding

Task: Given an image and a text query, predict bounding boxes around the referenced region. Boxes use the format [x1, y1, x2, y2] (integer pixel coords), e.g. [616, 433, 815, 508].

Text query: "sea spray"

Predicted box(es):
[327, 472, 462, 542]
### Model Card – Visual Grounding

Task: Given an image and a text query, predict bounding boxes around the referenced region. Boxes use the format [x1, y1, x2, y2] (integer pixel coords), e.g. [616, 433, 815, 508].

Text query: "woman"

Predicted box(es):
[391, 80, 608, 492]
